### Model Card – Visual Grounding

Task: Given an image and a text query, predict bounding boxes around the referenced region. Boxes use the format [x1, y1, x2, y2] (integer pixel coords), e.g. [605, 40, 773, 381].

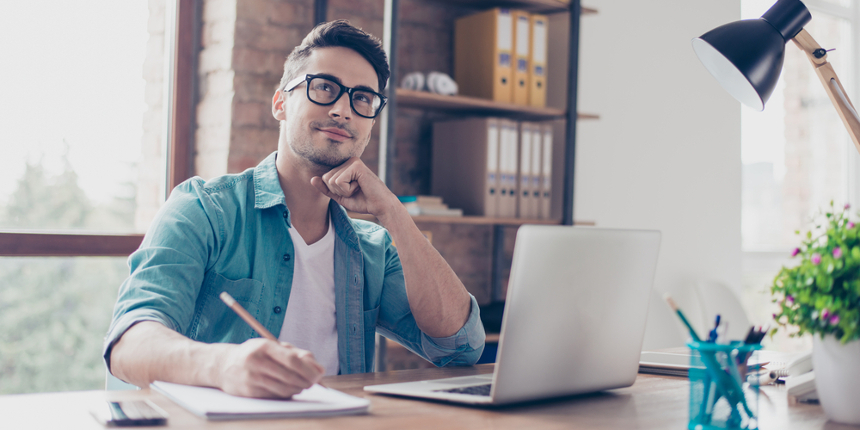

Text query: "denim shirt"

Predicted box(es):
[104, 151, 485, 375]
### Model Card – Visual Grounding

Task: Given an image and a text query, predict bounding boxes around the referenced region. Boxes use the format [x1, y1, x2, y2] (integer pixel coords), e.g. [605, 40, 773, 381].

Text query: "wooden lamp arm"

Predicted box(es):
[792, 28, 860, 155]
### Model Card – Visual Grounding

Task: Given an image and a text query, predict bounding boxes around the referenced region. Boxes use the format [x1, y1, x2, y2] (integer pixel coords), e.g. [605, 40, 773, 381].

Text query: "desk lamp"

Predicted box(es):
[691, 0, 860, 154]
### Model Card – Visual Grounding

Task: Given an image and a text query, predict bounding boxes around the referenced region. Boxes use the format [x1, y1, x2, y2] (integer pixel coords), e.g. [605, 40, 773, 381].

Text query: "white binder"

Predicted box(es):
[540, 123, 553, 219]
[517, 122, 533, 219]
[530, 123, 543, 219]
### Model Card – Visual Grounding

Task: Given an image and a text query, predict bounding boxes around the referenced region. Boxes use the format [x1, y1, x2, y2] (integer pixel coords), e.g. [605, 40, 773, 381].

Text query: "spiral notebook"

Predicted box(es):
[151, 381, 369, 420]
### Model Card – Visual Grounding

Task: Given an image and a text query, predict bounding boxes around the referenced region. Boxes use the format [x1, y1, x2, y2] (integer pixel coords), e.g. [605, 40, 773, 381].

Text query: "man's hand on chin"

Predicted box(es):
[310, 157, 400, 218]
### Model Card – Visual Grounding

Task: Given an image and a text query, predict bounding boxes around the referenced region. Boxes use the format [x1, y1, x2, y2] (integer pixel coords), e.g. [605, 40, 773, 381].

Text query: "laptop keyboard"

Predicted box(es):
[436, 384, 492, 396]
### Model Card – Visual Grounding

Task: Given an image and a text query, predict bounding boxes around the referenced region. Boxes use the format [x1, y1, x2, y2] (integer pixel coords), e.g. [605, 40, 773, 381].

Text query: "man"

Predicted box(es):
[104, 20, 485, 399]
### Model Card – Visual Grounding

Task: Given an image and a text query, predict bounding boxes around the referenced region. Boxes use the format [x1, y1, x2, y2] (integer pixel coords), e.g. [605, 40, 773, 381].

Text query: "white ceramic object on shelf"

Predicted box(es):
[812, 335, 860, 425]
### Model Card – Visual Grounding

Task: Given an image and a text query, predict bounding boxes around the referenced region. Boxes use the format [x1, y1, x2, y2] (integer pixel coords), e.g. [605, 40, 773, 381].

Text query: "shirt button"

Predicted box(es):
[354, 275, 358, 284]
[273, 306, 282, 314]
[283, 211, 288, 218]
[283, 254, 290, 262]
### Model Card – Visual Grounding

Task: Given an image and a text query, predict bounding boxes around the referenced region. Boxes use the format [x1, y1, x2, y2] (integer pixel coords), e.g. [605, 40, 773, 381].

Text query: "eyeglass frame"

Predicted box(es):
[283, 73, 388, 119]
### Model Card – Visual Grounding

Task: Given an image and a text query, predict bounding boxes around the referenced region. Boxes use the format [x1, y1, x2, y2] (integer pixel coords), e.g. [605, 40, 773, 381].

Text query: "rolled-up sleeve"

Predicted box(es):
[419, 294, 486, 366]
[102, 180, 218, 373]
[375, 238, 485, 367]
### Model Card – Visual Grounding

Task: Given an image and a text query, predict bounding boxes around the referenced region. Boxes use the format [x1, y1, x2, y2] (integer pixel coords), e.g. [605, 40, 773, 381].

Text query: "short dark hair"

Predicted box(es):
[279, 20, 390, 93]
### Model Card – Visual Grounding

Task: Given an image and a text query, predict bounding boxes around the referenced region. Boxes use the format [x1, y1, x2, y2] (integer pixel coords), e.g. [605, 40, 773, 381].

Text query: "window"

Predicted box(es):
[0, 0, 196, 393]
[2, 1, 158, 234]
[741, 0, 859, 352]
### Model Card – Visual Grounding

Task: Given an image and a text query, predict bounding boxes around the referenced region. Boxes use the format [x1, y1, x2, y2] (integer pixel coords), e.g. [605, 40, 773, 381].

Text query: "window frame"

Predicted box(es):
[0, 0, 198, 258]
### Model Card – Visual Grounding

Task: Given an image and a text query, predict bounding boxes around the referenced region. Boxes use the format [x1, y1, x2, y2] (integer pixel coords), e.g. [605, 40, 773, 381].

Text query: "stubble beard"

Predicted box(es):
[289, 120, 367, 170]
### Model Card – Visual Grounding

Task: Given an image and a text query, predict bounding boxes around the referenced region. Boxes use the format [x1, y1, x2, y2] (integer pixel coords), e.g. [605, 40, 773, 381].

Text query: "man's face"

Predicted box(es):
[274, 46, 379, 170]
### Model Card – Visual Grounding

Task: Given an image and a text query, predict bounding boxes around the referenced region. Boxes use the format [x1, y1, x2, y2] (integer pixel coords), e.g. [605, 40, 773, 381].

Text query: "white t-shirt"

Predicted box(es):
[278, 217, 339, 375]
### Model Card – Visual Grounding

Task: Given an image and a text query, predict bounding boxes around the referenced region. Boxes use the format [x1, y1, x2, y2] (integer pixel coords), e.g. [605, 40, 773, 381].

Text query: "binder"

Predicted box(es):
[499, 119, 519, 218]
[540, 123, 553, 219]
[455, 8, 513, 103]
[431, 118, 500, 217]
[497, 119, 511, 218]
[512, 10, 531, 105]
[530, 123, 543, 219]
[517, 122, 534, 219]
[528, 14, 548, 107]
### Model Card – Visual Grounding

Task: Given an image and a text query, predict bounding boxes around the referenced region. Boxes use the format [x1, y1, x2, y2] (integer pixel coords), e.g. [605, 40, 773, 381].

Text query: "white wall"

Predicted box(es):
[575, 0, 742, 349]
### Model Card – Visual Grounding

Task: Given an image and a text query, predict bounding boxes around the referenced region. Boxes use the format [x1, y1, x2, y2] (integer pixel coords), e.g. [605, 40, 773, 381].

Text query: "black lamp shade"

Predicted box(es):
[692, 0, 811, 111]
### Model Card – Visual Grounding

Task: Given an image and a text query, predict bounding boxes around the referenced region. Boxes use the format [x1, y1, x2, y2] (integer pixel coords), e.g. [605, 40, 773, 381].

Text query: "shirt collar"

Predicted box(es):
[253, 151, 361, 249]
[253, 151, 286, 210]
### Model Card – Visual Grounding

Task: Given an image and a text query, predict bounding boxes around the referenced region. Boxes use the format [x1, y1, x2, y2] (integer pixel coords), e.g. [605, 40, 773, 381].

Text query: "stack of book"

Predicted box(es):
[399, 196, 463, 217]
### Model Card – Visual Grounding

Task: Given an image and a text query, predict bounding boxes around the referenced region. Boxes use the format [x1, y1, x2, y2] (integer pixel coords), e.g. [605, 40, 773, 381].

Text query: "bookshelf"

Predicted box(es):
[362, 0, 599, 370]
[378, 0, 591, 224]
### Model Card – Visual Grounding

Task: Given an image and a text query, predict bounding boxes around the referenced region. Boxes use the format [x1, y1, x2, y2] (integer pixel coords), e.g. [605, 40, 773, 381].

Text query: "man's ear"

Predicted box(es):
[272, 89, 286, 120]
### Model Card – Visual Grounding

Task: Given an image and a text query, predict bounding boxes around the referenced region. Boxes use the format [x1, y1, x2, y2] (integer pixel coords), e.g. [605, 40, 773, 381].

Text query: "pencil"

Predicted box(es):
[663, 293, 702, 342]
[219, 291, 327, 388]
[219, 292, 277, 341]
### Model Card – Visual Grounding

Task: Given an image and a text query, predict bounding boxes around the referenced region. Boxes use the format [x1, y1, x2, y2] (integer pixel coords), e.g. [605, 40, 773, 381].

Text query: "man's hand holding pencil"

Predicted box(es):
[218, 292, 325, 399]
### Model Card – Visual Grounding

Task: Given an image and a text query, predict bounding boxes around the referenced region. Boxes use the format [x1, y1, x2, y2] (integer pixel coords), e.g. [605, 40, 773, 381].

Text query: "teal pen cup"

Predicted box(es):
[687, 341, 761, 430]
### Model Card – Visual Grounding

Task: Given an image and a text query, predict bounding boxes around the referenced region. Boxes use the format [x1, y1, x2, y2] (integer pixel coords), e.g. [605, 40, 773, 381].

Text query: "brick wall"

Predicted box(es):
[195, 0, 314, 179]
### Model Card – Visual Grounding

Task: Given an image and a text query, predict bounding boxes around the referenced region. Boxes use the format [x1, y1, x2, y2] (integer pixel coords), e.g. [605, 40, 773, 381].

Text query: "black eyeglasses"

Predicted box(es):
[284, 74, 387, 119]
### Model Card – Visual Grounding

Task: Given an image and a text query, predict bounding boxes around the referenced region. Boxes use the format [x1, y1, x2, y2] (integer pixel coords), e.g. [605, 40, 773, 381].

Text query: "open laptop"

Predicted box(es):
[364, 225, 662, 405]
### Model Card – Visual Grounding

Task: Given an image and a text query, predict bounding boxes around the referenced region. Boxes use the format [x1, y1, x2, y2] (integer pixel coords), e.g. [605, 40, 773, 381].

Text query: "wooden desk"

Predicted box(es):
[2, 364, 851, 430]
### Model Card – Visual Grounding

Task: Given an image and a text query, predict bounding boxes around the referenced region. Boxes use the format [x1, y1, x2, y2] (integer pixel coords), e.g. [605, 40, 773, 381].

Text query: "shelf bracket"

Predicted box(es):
[379, 0, 400, 187]
[563, 0, 582, 226]
[314, 0, 327, 25]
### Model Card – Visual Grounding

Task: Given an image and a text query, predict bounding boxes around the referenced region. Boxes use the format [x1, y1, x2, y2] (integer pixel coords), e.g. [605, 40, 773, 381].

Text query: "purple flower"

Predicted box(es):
[792, 248, 801, 257]
[772, 313, 778, 321]
[850, 222, 856, 229]
[830, 315, 840, 325]
[786, 295, 794, 306]
[822, 309, 830, 321]
[845, 203, 851, 210]
[834, 248, 843, 259]
[812, 253, 822, 265]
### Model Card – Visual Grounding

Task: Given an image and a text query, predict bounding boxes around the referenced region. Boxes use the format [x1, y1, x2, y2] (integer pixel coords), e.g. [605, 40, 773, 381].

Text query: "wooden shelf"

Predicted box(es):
[426, 0, 598, 14]
[349, 212, 596, 227]
[349, 212, 564, 226]
[395, 89, 599, 121]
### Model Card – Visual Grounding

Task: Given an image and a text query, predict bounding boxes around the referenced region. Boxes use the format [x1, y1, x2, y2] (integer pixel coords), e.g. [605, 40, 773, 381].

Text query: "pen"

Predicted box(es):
[663, 293, 754, 418]
[747, 362, 770, 372]
[220, 292, 278, 341]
